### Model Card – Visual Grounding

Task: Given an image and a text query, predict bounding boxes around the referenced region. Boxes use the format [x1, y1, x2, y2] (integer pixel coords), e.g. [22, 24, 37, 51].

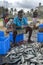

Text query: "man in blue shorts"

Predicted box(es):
[12, 10, 34, 44]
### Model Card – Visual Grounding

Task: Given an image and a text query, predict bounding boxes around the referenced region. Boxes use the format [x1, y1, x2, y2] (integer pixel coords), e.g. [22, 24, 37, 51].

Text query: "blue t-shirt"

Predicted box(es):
[13, 16, 28, 26]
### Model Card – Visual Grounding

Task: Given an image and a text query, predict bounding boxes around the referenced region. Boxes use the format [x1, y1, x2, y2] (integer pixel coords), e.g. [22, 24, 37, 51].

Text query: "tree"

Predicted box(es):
[14, 8, 17, 12]
[11, 8, 13, 12]
[31, 9, 33, 12]
[10, 8, 13, 15]
[14, 8, 17, 16]
[30, 8, 34, 17]
[26, 11, 29, 17]
[39, 2, 41, 7]
[0, 7, 8, 17]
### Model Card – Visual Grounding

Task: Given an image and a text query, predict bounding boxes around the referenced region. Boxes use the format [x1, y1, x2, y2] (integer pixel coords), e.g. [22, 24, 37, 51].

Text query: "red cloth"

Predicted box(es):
[4, 18, 8, 23]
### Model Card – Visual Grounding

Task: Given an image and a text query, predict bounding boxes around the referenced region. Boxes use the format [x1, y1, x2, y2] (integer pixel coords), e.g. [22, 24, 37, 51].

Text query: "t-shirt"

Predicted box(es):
[13, 16, 28, 26]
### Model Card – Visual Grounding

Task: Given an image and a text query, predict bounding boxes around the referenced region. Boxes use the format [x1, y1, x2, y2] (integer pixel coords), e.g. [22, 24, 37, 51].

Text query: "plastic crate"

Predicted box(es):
[5, 36, 10, 51]
[0, 36, 10, 55]
[9, 32, 23, 43]
[39, 24, 43, 28]
[0, 31, 4, 37]
[37, 32, 43, 43]
[15, 34, 23, 43]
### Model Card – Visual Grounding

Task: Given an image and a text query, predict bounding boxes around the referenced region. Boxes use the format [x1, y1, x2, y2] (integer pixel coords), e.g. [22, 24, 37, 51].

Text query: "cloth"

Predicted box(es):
[6, 19, 13, 28]
[13, 16, 28, 26]
[33, 18, 38, 25]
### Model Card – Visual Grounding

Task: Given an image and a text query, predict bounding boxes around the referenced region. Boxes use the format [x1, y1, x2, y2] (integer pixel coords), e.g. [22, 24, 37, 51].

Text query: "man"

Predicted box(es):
[13, 10, 34, 43]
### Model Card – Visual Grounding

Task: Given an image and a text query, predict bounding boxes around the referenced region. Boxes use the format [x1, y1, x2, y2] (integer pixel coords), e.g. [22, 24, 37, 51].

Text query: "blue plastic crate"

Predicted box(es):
[0, 31, 4, 37]
[0, 36, 10, 55]
[0, 36, 10, 51]
[39, 24, 43, 28]
[9, 32, 23, 43]
[5, 36, 10, 51]
[15, 34, 23, 43]
[37, 32, 43, 43]
[0, 38, 7, 54]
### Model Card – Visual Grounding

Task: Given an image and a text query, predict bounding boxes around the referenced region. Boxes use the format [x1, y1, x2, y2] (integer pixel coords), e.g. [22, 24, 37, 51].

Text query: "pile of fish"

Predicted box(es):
[4, 43, 43, 65]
